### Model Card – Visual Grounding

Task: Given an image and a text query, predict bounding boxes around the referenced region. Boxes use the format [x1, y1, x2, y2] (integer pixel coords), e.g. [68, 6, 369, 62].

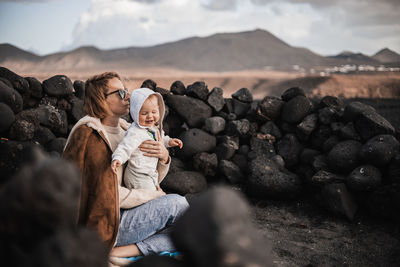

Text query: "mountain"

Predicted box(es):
[327, 51, 380, 65]
[372, 48, 400, 63]
[0, 30, 395, 72]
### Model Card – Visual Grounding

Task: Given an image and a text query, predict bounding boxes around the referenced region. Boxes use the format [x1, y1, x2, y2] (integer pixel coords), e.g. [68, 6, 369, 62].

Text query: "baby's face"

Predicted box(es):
[139, 95, 160, 127]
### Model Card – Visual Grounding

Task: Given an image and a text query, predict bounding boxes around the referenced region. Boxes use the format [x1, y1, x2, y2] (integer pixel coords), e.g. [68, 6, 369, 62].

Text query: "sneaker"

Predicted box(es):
[158, 251, 182, 259]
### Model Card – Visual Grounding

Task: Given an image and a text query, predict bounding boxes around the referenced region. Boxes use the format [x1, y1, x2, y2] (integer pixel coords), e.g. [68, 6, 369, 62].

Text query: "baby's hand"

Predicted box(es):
[111, 160, 121, 174]
[169, 138, 183, 149]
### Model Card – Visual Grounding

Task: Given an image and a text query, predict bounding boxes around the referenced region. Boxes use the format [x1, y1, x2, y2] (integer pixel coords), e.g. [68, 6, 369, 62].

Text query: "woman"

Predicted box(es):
[63, 72, 188, 263]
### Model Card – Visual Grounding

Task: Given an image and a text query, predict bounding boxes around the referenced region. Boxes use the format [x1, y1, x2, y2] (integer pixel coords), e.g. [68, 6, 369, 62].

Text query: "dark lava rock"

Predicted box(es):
[0, 77, 12, 88]
[37, 105, 68, 135]
[170, 80, 186, 95]
[296, 113, 318, 140]
[223, 98, 234, 114]
[186, 81, 209, 101]
[57, 98, 71, 111]
[281, 87, 306, 102]
[170, 187, 272, 267]
[330, 122, 344, 134]
[207, 87, 225, 112]
[169, 157, 186, 174]
[219, 160, 244, 184]
[226, 119, 250, 137]
[163, 112, 184, 137]
[257, 96, 284, 121]
[40, 96, 58, 107]
[387, 154, 400, 183]
[249, 135, 276, 158]
[281, 96, 313, 124]
[154, 87, 171, 99]
[161, 171, 207, 195]
[215, 138, 239, 160]
[318, 107, 339, 125]
[320, 183, 358, 221]
[238, 144, 250, 156]
[167, 95, 212, 127]
[178, 128, 216, 158]
[319, 95, 344, 109]
[276, 133, 303, 168]
[73, 80, 85, 100]
[339, 122, 361, 141]
[232, 87, 253, 103]
[309, 125, 332, 150]
[247, 154, 301, 199]
[0, 67, 29, 94]
[9, 119, 35, 141]
[327, 140, 362, 174]
[300, 148, 320, 164]
[0, 102, 15, 133]
[0, 80, 23, 114]
[232, 153, 248, 171]
[367, 184, 400, 222]
[311, 170, 346, 188]
[260, 121, 282, 139]
[322, 135, 340, 153]
[43, 75, 74, 97]
[232, 98, 251, 118]
[70, 97, 85, 123]
[359, 134, 400, 166]
[342, 101, 376, 122]
[33, 126, 56, 146]
[46, 137, 67, 155]
[140, 79, 157, 90]
[204, 116, 226, 135]
[354, 109, 395, 141]
[193, 152, 218, 177]
[347, 165, 382, 192]
[312, 154, 330, 172]
[25, 76, 43, 99]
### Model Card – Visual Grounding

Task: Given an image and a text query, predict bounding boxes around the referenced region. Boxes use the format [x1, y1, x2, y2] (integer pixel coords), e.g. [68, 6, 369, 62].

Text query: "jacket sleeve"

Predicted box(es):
[112, 128, 141, 164]
[161, 130, 171, 148]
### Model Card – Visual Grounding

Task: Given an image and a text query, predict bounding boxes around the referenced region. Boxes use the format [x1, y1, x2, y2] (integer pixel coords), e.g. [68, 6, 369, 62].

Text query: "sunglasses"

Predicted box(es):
[105, 88, 129, 99]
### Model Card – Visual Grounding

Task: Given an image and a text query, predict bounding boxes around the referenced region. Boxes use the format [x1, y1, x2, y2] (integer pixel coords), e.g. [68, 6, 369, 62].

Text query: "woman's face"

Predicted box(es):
[105, 77, 130, 117]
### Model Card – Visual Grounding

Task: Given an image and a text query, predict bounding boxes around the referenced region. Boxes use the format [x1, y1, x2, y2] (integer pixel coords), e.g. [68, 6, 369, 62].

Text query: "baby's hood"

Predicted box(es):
[130, 87, 165, 131]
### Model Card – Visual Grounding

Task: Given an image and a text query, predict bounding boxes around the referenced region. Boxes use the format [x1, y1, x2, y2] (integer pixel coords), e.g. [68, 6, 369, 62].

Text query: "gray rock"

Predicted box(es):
[207, 87, 225, 112]
[342, 101, 375, 122]
[359, 134, 400, 166]
[219, 160, 244, 184]
[9, 119, 35, 141]
[70, 97, 85, 123]
[25, 76, 43, 99]
[0, 67, 29, 94]
[37, 105, 68, 135]
[249, 135, 276, 158]
[161, 171, 207, 195]
[281, 96, 313, 124]
[204, 116, 226, 135]
[311, 170, 346, 187]
[178, 128, 216, 158]
[169, 157, 186, 174]
[276, 133, 303, 168]
[57, 98, 72, 111]
[0, 103, 15, 133]
[320, 183, 358, 221]
[296, 113, 318, 140]
[347, 165, 382, 192]
[247, 154, 301, 199]
[232, 87, 253, 103]
[260, 121, 282, 139]
[170, 187, 273, 267]
[170, 80, 186, 95]
[232, 98, 250, 118]
[186, 81, 209, 101]
[193, 152, 218, 177]
[226, 119, 250, 137]
[167, 95, 212, 127]
[73, 80, 85, 99]
[281, 87, 305, 101]
[43, 75, 74, 97]
[327, 140, 362, 174]
[354, 109, 395, 141]
[0, 80, 23, 114]
[256, 96, 284, 121]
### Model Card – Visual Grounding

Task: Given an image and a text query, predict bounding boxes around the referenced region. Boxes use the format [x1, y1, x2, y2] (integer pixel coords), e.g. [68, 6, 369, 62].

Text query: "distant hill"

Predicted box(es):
[0, 29, 398, 72]
[372, 48, 400, 63]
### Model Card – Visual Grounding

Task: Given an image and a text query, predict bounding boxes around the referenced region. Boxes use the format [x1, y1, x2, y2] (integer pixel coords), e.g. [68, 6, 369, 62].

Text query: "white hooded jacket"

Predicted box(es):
[112, 88, 171, 190]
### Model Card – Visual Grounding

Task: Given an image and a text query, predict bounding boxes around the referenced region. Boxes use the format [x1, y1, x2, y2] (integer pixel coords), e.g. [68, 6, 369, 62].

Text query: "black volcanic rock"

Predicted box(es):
[296, 113, 318, 140]
[192, 152, 218, 177]
[387, 154, 400, 184]
[69, 97, 85, 123]
[226, 119, 250, 137]
[319, 95, 344, 109]
[43, 75, 74, 97]
[276, 133, 303, 168]
[141, 79, 157, 90]
[347, 165, 382, 192]
[320, 183, 358, 221]
[249, 135, 276, 158]
[25, 76, 43, 99]
[0, 67, 29, 94]
[367, 184, 400, 222]
[318, 107, 339, 125]
[207, 87, 224, 112]
[186, 81, 209, 101]
[0, 80, 23, 114]
[354, 110, 395, 141]
[342, 101, 376, 122]
[37, 105, 68, 135]
[281, 95, 313, 124]
[309, 125, 332, 150]
[9, 119, 35, 141]
[256, 96, 283, 121]
[358, 134, 400, 166]
[339, 122, 361, 141]
[311, 170, 346, 187]
[178, 128, 216, 158]
[232, 87, 253, 103]
[260, 121, 282, 139]
[73, 80, 85, 100]
[215, 136, 239, 160]
[167, 95, 212, 128]
[161, 171, 207, 195]
[322, 135, 340, 153]
[0, 102, 15, 133]
[204, 116, 225, 135]
[46, 137, 67, 156]
[33, 126, 56, 146]
[281, 87, 305, 101]
[232, 98, 251, 118]
[327, 140, 362, 174]
[219, 160, 244, 184]
[170, 80, 186, 95]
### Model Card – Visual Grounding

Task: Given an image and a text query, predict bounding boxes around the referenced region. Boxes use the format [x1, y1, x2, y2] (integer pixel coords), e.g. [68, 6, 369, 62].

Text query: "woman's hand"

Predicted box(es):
[139, 131, 169, 164]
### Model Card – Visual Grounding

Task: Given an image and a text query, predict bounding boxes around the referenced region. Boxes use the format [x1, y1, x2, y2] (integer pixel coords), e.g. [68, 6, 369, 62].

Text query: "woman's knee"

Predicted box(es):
[167, 194, 189, 215]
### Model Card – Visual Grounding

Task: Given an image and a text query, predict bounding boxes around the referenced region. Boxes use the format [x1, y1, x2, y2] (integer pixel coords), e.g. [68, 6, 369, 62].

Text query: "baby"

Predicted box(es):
[111, 88, 182, 190]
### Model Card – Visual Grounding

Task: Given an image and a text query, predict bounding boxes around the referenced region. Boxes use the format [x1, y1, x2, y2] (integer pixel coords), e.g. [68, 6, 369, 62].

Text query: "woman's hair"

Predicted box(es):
[83, 72, 121, 119]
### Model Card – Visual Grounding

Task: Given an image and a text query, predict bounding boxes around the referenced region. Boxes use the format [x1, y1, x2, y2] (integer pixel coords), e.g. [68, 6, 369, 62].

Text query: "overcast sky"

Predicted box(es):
[0, 0, 399, 56]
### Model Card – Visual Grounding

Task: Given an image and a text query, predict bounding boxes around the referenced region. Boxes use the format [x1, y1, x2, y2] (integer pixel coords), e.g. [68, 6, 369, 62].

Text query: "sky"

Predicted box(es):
[0, 0, 399, 56]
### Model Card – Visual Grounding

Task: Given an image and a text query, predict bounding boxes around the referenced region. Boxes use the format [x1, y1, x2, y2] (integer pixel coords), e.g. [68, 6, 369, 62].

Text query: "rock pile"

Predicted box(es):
[1, 66, 399, 222]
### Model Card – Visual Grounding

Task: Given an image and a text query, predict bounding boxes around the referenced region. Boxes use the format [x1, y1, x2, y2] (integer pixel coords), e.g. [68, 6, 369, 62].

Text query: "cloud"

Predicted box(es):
[200, 0, 239, 11]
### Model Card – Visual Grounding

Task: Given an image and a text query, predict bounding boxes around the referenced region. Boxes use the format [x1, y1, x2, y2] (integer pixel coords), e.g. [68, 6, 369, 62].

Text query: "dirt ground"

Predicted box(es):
[250, 197, 400, 267]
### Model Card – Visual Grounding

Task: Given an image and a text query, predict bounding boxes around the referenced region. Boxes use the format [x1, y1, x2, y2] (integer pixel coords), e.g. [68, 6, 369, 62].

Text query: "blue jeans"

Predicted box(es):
[115, 194, 189, 255]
